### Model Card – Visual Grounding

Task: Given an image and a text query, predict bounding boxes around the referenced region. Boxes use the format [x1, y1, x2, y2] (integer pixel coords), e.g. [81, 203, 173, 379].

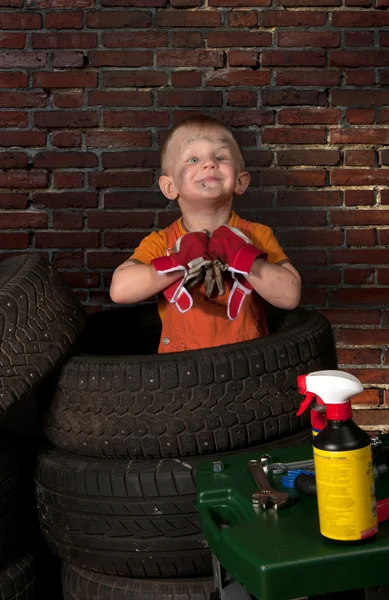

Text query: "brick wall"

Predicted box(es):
[0, 0, 388, 427]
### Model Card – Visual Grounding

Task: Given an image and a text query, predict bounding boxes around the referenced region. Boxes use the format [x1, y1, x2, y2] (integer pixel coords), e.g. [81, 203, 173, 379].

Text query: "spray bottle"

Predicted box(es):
[296, 374, 326, 436]
[298, 369, 378, 543]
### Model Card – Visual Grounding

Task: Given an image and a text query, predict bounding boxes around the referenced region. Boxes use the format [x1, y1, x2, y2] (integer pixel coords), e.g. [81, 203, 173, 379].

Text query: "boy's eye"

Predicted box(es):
[188, 157, 198, 163]
[217, 156, 226, 161]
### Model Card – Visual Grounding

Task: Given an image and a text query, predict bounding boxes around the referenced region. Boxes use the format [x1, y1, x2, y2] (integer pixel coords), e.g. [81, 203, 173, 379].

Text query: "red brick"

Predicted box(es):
[86, 131, 151, 148]
[89, 170, 153, 188]
[345, 0, 372, 5]
[88, 91, 152, 107]
[171, 71, 202, 87]
[32, 0, 94, 6]
[210, 110, 274, 127]
[278, 31, 340, 47]
[53, 172, 84, 189]
[262, 169, 326, 186]
[34, 111, 98, 128]
[344, 150, 375, 167]
[51, 131, 82, 148]
[172, 32, 203, 48]
[87, 11, 151, 27]
[0, 172, 47, 188]
[228, 10, 257, 27]
[0, 32, 26, 48]
[209, 0, 270, 4]
[0, 13, 41, 28]
[208, 31, 272, 47]
[332, 210, 389, 226]
[104, 191, 167, 209]
[0, 233, 28, 249]
[52, 51, 84, 68]
[89, 50, 152, 67]
[264, 89, 325, 106]
[102, 0, 166, 4]
[33, 71, 97, 88]
[344, 268, 375, 284]
[0, 212, 47, 228]
[333, 11, 389, 26]
[330, 128, 389, 143]
[62, 272, 100, 289]
[344, 190, 375, 206]
[0, 91, 47, 108]
[229, 50, 258, 66]
[381, 32, 389, 46]
[378, 230, 389, 245]
[277, 149, 339, 166]
[336, 328, 389, 345]
[170, 0, 200, 5]
[0, 152, 27, 168]
[103, 110, 169, 128]
[33, 151, 98, 168]
[104, 70, 167, 87]
[53, 212, 83, 229]
[263, 128, 326, 144]
[320, 309, 380, 326]
[0, 52, 46, 68]
[87, 211, 154, 228]
[301, 288, 327, 305]
[157, 90, 222, 107]
[377, 270, 389, 285]
[352, 390, 381, 407]
[299, 268, 340, 285]
[35, 232, 99, 249]
[0, 111, 27, 128]
[345, 70, 375, 86]
[287, 249, 327, 266]
[0, 72, 26, 88]
[157, 10, 221, 26]
[278, 108, 340, 125]
[334, 89, 389, 108]
[381, 190, 389, 205]
[331, 51, 389, 67]
[377, 0, 389, 6]
[104, 231, 147, 248]
[0, 193, 28, 209]
[103, 31, 168, 47]
[278, 190, 341, 206]
[32, 32, 96, 49]
[338, 350, 381, 367]
[206, 70, 270, 87]
[345, 108, 376, 124]
[345, 30, 374, 46]
[332, 169, 389, 186]
[332, 249, 389, 265]
[379, 150, 389, 166]
[276, 70, 340, 86]
[102, 151, 159, 168]
[32, 192, 97, 208]
[0, 131, 45, 147]
[53, 251, 84, 268]
[279, 0, 340, 4]
[53, 91, 83, 108]
[227, 90, 257, 107]
[279, 229, 341, 246]
[46, 12, 82, 28]
[380, 71, 389, 86]
[262, 49, 325, 66]
[157, 50, 223, 67]
[262, 10, 325, 26]
[0, 0, 22, 5]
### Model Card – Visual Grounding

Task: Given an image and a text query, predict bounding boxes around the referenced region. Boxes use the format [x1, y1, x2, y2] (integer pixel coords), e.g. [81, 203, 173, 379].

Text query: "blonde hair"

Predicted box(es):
[160, 114, 245, 174]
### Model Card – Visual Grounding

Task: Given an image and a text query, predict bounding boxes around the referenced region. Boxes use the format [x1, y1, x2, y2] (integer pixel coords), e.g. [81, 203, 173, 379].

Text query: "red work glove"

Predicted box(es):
[151, 231, 211, 313]
[209, 225, 267, 276]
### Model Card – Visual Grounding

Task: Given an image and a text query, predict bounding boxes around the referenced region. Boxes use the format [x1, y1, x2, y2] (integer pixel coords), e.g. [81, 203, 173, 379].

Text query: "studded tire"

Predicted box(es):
[0, 254, 86, 420]
[43, 305, 337, 459]
[62, 562, 215, 600]
[0, 554, 36, 599]
[34, 431, 312, 579]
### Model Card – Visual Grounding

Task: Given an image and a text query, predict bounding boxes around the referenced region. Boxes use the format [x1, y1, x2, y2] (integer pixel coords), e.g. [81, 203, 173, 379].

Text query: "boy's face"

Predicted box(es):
[159, 126, 250, 207]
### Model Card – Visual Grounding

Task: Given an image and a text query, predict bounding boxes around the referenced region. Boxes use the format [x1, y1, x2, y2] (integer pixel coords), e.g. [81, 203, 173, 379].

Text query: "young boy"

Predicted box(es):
[110, 115, 301, 353]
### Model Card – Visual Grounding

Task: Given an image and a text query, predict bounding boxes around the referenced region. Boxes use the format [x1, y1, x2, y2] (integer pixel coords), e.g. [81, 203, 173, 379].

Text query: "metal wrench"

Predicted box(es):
[248, 459, 289, 510]
[261, 456, 315, 475]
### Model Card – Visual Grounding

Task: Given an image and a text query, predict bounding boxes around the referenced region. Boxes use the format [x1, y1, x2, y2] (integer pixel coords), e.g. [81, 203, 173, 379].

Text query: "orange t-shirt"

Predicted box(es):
[130, 211, 288, 323]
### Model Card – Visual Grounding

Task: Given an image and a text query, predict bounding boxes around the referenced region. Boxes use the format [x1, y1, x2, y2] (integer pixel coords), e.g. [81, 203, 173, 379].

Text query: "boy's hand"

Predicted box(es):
[151, 231, 211, 312]
[209, 226, 267, 275]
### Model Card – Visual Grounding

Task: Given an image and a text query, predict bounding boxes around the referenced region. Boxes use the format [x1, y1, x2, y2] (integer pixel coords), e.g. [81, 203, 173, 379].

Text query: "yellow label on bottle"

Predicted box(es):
[314, 445, 378, 541]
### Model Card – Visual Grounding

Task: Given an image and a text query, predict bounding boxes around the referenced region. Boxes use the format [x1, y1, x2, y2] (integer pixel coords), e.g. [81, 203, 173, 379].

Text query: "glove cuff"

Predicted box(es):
[227, 274, 253, 320]
[151, 255, 187, 276]
[229, 245, 267, 276]
[163, 280, 193, 313]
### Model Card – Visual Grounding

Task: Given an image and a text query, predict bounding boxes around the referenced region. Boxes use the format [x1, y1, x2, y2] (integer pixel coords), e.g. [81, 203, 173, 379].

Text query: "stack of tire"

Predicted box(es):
[0, 254, 86, 599]
[34, 301, 338, 600]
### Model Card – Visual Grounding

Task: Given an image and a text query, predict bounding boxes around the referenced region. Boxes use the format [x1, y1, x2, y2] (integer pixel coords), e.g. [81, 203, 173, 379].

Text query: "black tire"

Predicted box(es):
[0, 254, 86, 419]
[62, 562, 214, 600]
[35, 431, 311, 579]
[0, 439, 31, 563]
[43, 306, 336, 459]
[0, 554, 36, 599]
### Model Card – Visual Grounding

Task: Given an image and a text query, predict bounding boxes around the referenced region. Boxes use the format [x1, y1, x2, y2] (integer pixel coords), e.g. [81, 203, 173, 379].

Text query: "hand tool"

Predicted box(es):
[248, 459, 289, 510]
[261, 456, 315, 475]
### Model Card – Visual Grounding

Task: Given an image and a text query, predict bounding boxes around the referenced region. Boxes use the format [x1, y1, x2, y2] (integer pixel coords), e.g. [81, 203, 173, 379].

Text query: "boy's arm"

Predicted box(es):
[110, 259, 182, 304]
[246, 259, 301, 310]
